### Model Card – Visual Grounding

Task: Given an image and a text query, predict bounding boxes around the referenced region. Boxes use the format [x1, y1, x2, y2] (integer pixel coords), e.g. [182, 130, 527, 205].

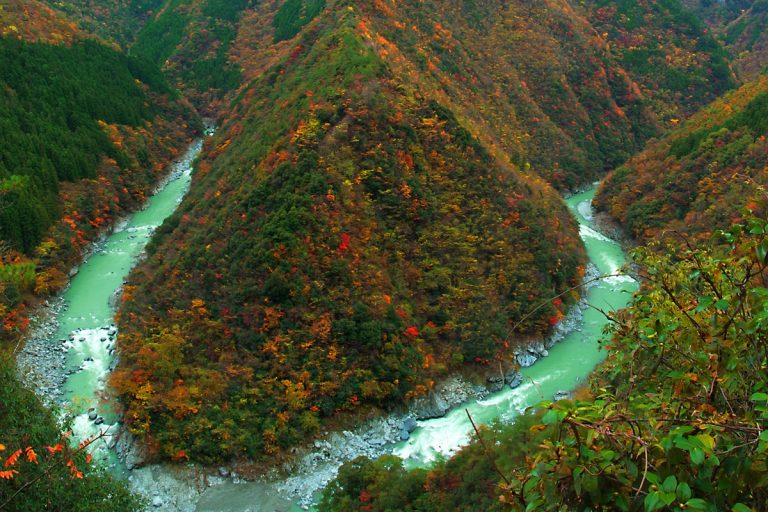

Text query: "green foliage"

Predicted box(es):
[321, 456, 430, 511]
[202, 0, 250, 22]
[131, 0, 248, 101]
[114, 17, 585, 463]
[322, 219, 768, 511]
[43, 0, 167, 45]
[273, 0, 325, 42]
[132, 0, 192, 65]
[670, 92, 768, 158]
[597, 75, 768, 243]
[584, 0, 735, 125]
[0, 37, 169, 252]
[0, 359, 141, 511]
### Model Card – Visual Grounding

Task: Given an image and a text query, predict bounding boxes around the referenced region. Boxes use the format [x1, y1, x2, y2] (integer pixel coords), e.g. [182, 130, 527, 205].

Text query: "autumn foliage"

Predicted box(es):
[112, 7, 586, 463]
[0, 360, 139, 510]
[596, 74, 768, 244]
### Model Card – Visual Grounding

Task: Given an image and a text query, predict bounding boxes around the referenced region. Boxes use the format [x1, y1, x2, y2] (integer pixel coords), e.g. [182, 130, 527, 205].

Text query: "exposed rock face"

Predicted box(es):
[505, 370, 523, 390]
[410, 376, 485, 420]
[516, 352, 538, 368]
[115, 430, 147, 471]
[411, 392, 450, 420]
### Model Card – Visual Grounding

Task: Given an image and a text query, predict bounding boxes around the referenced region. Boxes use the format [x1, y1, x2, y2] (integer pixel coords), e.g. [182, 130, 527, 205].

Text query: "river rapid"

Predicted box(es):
[18, 135, 207, 470]
[193, 188, 639, 511]
[18, 131, 636, 512]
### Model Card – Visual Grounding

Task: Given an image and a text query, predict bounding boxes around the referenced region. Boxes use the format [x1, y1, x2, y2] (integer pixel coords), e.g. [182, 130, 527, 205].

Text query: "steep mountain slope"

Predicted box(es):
[0, 1, 198, 508]
[105, 0, 747, 465]
[723, 1, 768, 79]
[595, 73, 768, 243]
[111, 3, 587, 463]
[581, 0, 735, 125]
[1, 0, 84, 42]
[58, 0, 738, 188]
[129, 0, 252, 111]
[676, 1, 768, 82]
[321, 222, 768, 511]
[40, 0, 165, 45]
[349, 0, 657, 189]
[0, 1, 199, 345]
[681, 0, 753, 26]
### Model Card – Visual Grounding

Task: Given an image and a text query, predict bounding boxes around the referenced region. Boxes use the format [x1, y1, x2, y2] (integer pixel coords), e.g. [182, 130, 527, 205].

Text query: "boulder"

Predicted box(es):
[516, 352, 538, 368]
[412, 392, 449, 420]
[152, 496, 163, 508]
[116, 431, 146, 470]
[402, 416, 417, 433]
[486, 374, 504, 393]
[399, 429, 410, 441]
[505, 370, 523, 389]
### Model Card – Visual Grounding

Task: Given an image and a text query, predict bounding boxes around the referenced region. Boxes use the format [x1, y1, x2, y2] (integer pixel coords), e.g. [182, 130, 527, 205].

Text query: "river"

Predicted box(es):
[52, 135, 206, 466]
[31, 137, 635, 511]
[390, 188, 637, 466]
[194, 187, 638, 511]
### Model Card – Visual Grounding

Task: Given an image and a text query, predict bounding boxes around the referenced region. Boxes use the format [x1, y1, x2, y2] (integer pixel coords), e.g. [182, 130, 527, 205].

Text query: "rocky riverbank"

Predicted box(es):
[120, 263, 602, 511]
[16, 237, 122, 411]
[16, 296, 69, 409]
[16, 258, 601, 512]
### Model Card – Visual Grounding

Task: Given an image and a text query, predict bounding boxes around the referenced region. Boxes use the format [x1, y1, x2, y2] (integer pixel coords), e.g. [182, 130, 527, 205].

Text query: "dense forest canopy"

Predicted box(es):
[596, 73, 768, 243]
[112, 16, 586, 462]
[0, 38, 172, 252]
[4, 0, 768, 509]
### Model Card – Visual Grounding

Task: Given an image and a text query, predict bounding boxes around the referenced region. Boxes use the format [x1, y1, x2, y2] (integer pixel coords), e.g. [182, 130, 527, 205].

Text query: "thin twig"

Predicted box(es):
[508, 272, 626, 335]
[465, 409, 510, 486]
[0, 429, 109, 511]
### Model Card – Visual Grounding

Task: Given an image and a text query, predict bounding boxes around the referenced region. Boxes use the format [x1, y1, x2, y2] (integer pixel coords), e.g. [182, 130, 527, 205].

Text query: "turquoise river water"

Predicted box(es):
[55, 137, 205, 464]
[41, 130, 636, 511]
[196, 188, 638, 511]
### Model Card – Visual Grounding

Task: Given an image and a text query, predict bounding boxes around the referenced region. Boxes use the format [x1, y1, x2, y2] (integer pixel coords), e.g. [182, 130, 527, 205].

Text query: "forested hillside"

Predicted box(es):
[0, 2, 197, 506]
[105, 0, 749, 466]
[1, 0, 85, 42]
[351, 0, 656, 189]
[0, 34, 199, 335]
[312, 3, 768, 510]
[723, 1, 768, 79]
[682, 0, 753, 25]
[40, 0, 164, 45]
[595, 74, 768, 243]
[321, 201, 768, 512]
[581, 0, 735, 125]
[5, 0, 767, 508]
[112, 5, 586, 463]
[51, 0, 739, 186]
[129, 0, 252, 111]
